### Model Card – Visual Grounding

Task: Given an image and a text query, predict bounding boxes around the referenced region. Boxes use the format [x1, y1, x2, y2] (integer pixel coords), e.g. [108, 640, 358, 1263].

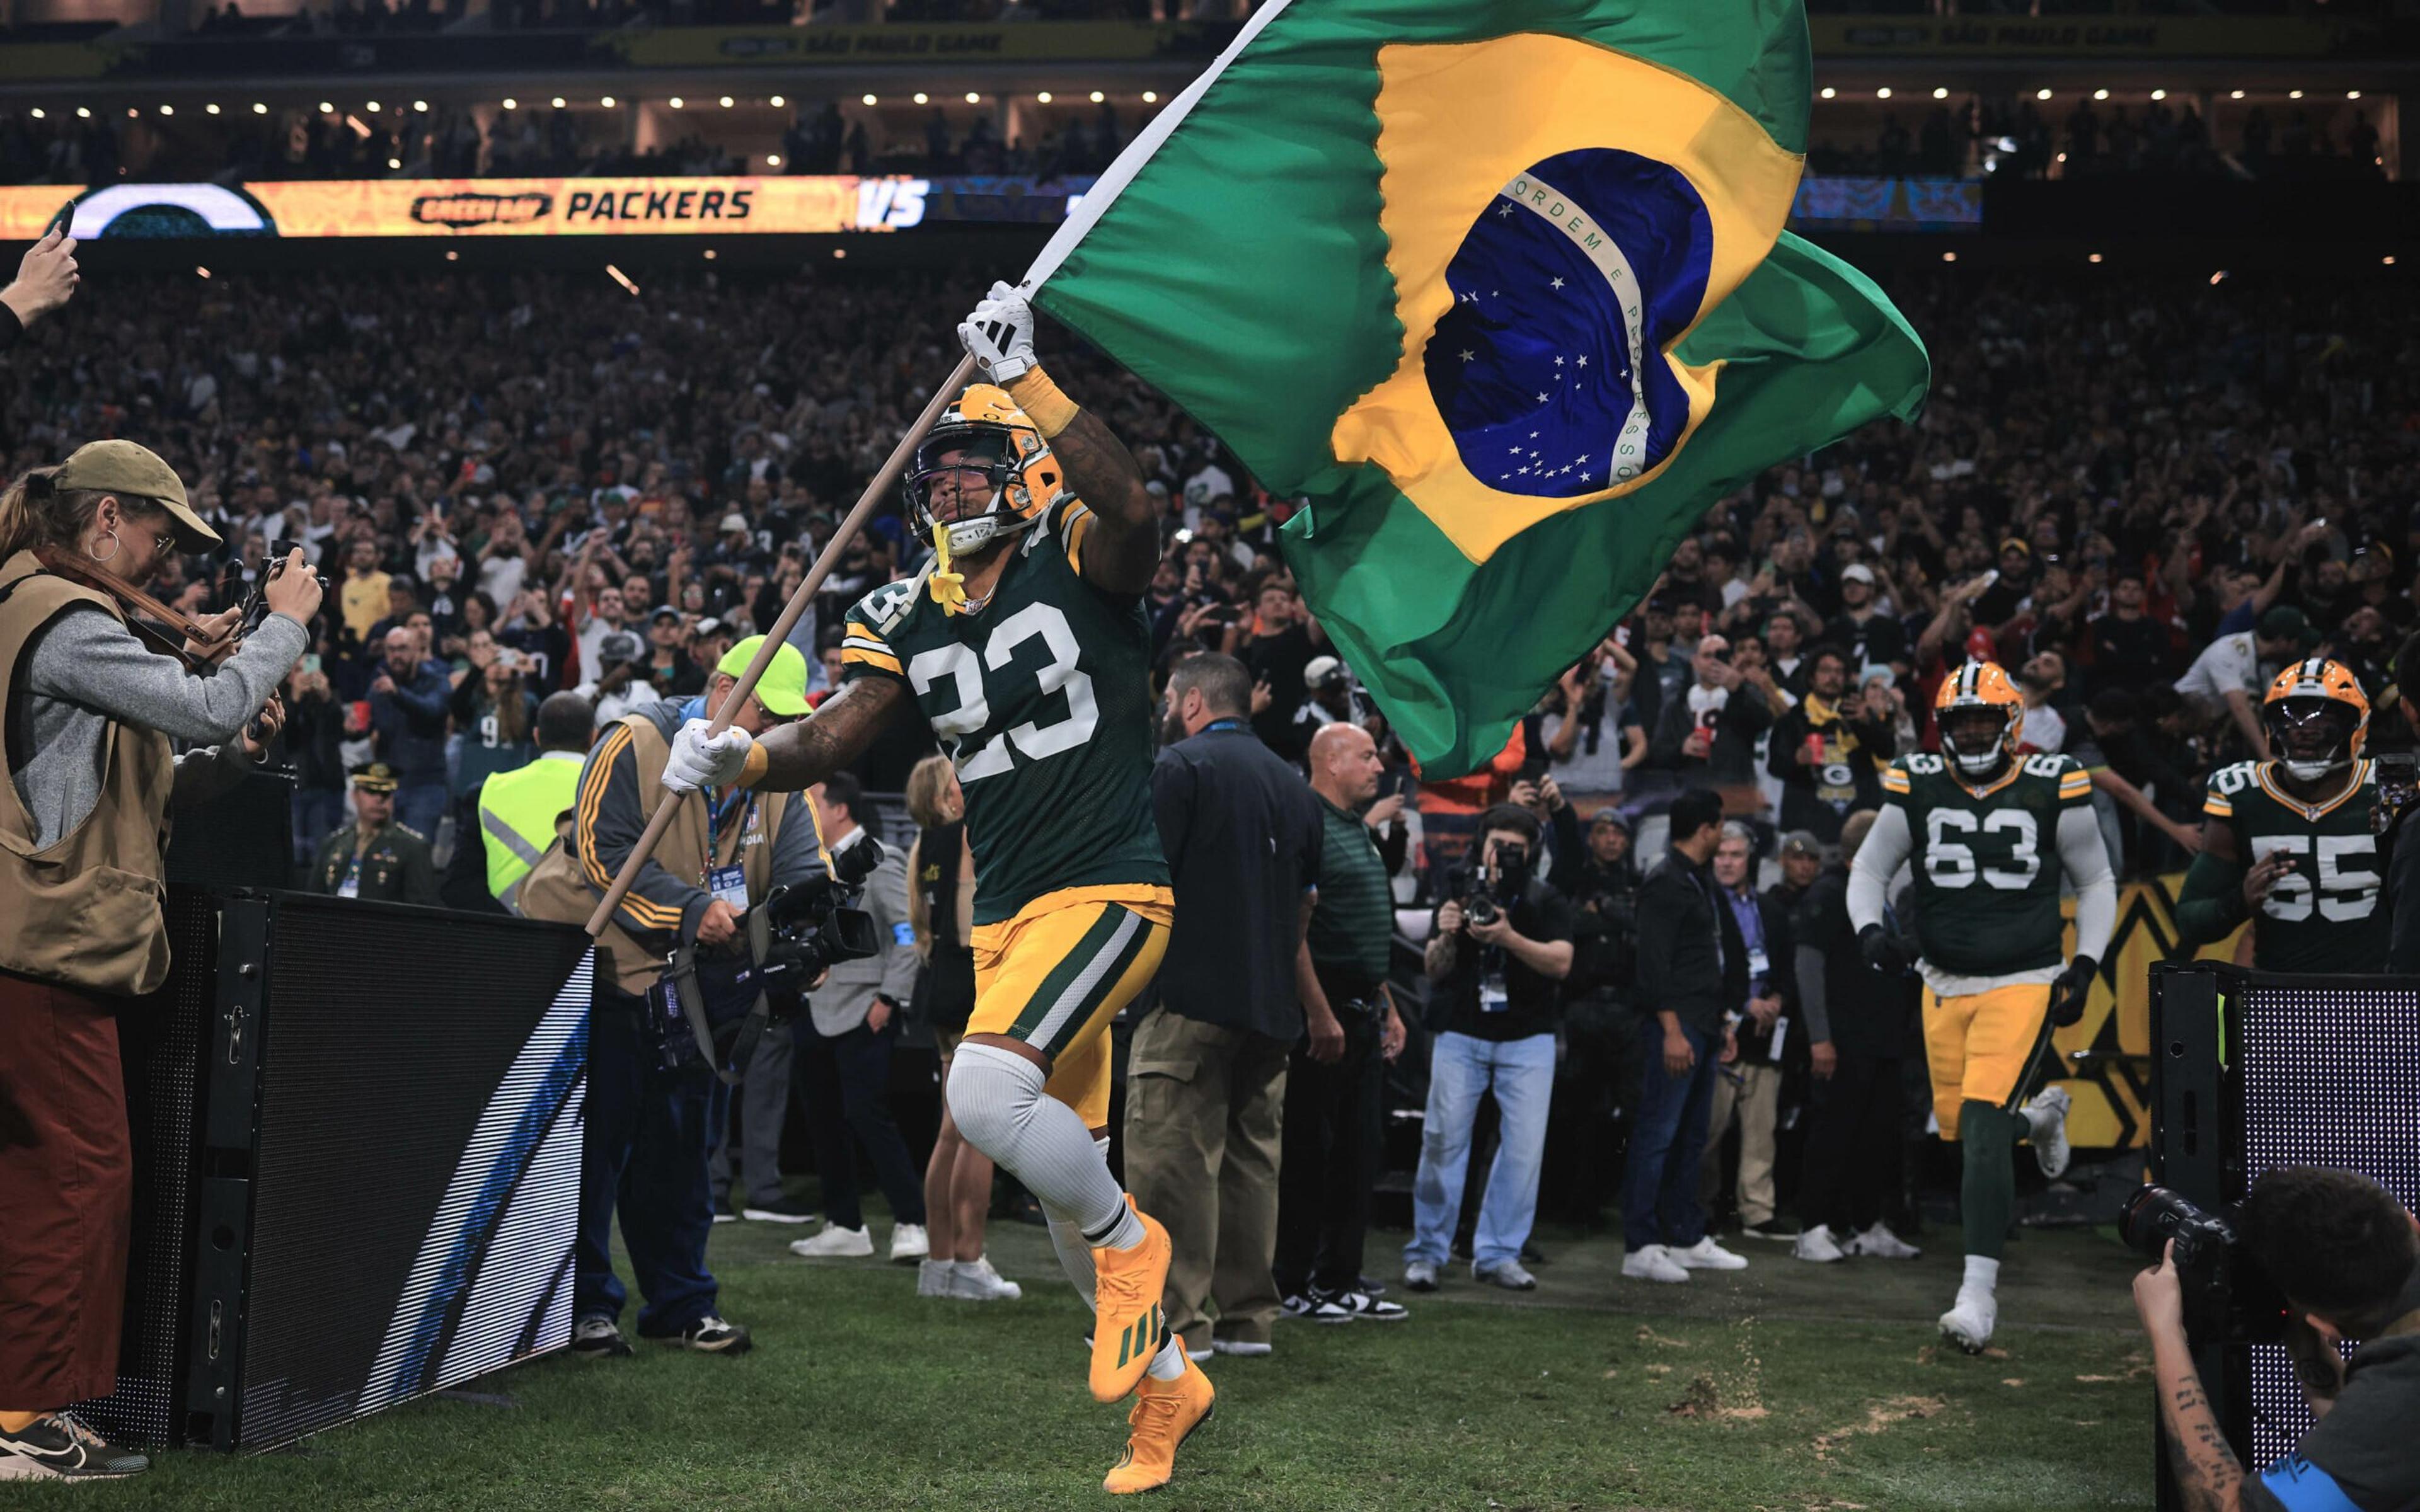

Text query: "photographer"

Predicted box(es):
[2133, 1168, 2420, 1512]
[521, 634, 822, 1361]
[1402, 803, 1576, 1293]
[1765, 645, 1893, 846]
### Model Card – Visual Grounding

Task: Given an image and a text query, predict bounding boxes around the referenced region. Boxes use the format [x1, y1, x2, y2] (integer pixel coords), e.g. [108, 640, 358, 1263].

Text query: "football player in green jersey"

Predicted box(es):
[1847, 660, 2117, 1353]
[660, 283, 1213, 1494]
[2174, 658, 2386, 973]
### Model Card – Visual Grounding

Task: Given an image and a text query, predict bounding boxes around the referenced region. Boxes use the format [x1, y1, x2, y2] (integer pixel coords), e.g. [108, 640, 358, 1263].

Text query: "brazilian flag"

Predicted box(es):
[1024, 0, 1929, 776]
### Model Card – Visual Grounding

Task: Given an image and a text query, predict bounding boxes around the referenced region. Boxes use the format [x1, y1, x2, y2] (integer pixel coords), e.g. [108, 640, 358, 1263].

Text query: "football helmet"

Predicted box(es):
[903, 384, 1065, 557]
[2262, 657, 2369, 784]
[1934, 660, 2024, 779]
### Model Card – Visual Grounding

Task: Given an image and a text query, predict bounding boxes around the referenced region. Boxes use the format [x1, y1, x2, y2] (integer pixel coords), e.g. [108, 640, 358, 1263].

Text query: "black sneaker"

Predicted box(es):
[1280, 1292, 1352, 1324]
[1355, 1274, 1389, 1298]
[711, 1193, 737, 1225]
[570, 1315, 633, 1360]
[1739, 1220, 1801, 1242]
[671, 1314, 752, 1355]
[0, 1412, 149, 1480]
[1319, 1288, 1410, 1322]
[740, 1196, 819, 1225]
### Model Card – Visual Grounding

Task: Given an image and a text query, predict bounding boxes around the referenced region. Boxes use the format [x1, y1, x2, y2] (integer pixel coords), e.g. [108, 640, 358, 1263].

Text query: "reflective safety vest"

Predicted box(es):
[477, 750, 585, 913]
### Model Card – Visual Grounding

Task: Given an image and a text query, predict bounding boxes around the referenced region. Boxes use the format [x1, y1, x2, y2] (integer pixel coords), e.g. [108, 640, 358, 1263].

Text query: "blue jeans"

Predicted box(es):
[577, 986, 723, 1336]
[291, 786, 345, 866]
[1404, 1031, 1555, 1271]
[1620, 1017, 1717, 1251]
[395, 781, 447, 845]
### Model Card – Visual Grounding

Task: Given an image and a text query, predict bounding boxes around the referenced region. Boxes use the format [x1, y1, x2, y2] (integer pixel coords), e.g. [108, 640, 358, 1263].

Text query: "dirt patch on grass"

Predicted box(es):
[1811, 1395, 1951, 1461]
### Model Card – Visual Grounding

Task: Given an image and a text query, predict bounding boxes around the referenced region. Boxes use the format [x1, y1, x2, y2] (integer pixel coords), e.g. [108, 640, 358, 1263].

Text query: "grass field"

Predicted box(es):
[33, 1215, 2157, 1512]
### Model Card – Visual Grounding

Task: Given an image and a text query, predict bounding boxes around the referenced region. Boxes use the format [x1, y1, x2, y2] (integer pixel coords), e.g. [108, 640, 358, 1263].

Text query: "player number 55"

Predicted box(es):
[2249, 833, 2379, 922]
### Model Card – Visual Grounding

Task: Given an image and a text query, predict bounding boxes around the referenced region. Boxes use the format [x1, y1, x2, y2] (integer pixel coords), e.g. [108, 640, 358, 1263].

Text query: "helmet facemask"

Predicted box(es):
[1939, 706, 2012, 779]
[2266, 696, 2359, 784]
[905, 427, 1035, 558]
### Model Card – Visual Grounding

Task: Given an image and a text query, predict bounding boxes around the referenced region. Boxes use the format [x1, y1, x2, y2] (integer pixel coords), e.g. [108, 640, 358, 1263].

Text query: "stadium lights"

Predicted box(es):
[719, 95, 734, 108]
[445, 249, 458, 261]
[2230, 89, 2245, 100]
[126, 108, 137, 118]
[76, 106, 90, 118]
[502, 97, 517, 110]
[1142, 91, 1158, 103]
[1037, 91, 1052, 103]
[771, 94, 785, 107]
[387, 157, 401, 169]
[206, 103, 221, 115]
[913, 92, 930, 105]
[2385, 256, 2398, 266]
[1876, 86, 1891, 100]
[320, 100, 335, 112]
[833, 247, 847, 259]
[550, 96, 567, 108]
[413, 99, 427, 112]
[159, 104, 174, 115]
[1090, 91, 1105, 103]
[766, 154, 782, 166]
[2088, 252, 2104, 263]
[2211, 271, 2227, 285]
[2093, 88, 2108, 101]
[2348, 90, 2363, 101]
[2288, 89, 2303, 100]
[601, 95, 616, 108]
[861, 93, 877, 105]
[28, 108, 41, 120]
[1818, 86, 1835, 100]
[1942, 251, 1956, 263]
[367, 100, 380, 112]
[1932, 87, 1948, 100]
[195, 266, 209, 278]
[2036, 88, 2053, 100]
[703, 249, 717, 260]
[2151, 89, 2167, 101]
[964, 92, 980, 103]
[252, 101, 267, 114]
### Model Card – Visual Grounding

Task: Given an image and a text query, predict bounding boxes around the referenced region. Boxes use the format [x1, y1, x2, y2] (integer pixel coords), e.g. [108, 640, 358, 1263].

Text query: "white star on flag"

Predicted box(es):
[1577, 355, 1589, 368]
[1550, 277, 1565, 290]
[1553, 356, 1564, 367]
[1459, 350, 1475, 362]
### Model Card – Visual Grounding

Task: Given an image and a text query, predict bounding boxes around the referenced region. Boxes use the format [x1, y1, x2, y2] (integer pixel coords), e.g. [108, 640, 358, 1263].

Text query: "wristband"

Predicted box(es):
[1005, 365, 1080, 439]
[738, 740, 771, 789]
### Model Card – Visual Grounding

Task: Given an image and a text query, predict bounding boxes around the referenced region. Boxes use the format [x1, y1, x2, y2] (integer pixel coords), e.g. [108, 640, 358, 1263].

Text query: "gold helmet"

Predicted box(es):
[2262, 657, 2369, 783]
[1934, 660, 2024, 778]
[904, 384, 1066, 557]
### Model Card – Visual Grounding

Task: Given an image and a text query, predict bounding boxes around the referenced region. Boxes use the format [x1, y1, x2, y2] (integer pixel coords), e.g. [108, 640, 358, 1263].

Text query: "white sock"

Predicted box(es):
[1144, 1334, 1188, 1381]
[1961, 1254, 2000, 1297]
[947, 1043, 1141, 1249]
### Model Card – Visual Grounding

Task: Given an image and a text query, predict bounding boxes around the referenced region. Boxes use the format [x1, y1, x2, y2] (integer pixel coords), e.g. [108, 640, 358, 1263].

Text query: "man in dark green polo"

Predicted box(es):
[308, 762, 439, 905]
[1274, 721, 1409, 1324]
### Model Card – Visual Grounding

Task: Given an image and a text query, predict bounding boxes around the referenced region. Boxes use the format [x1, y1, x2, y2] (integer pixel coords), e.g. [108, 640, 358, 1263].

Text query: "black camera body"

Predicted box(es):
[1462, 841, 1531, 931]
[754, 833, 885, 992]
[2121, 1184, 2290, 1345]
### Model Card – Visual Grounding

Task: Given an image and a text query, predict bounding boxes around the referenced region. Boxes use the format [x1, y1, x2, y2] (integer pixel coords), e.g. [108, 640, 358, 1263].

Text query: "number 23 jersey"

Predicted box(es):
[1881, 751, 2091, 980]
[2201, 760, 2385, 974]
[841, 496, 1169, 926]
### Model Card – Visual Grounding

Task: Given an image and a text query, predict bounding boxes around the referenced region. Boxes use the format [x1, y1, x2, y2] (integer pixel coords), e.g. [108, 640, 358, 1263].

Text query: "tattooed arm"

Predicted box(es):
[1035, 400, 1162, 598]
[2138, 1243, 2247, 1512]
[750, 677, 909, 793]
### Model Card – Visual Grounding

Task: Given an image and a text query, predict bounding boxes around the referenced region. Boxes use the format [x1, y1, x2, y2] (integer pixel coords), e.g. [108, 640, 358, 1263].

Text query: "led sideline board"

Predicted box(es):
[0, 176, 903, 240]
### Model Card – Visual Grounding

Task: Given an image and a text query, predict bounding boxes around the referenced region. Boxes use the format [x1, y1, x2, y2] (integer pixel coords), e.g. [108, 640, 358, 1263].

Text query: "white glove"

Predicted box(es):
[957, 279, 1036, 384]
[662, 717, 754, 796]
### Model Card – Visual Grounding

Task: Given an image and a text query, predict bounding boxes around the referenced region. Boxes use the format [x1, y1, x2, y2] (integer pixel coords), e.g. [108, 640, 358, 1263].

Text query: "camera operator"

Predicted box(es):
[1402, 803, 1576, 1293]
[785, 773, 932, 1264]
[1541, 810, 1642, 1225]
[2133, 1168, 2420, 1512]
[521, 634, 822, 1362]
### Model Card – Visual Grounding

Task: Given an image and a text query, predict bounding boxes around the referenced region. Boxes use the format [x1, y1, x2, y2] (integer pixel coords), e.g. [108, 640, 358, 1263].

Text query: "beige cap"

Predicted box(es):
[52, 439, 221, 551]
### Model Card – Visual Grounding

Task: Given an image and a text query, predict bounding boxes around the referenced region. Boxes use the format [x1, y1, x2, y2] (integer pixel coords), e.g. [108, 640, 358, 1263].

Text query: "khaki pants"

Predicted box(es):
[1699, 1061, 1781, 1227]
[1121, 1005, 1290, 1351]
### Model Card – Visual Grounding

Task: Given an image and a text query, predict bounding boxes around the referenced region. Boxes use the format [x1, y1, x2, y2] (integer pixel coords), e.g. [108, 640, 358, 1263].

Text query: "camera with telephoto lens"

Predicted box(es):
[2120, 1185, 2290, 1344]
[1462, 841, 1532, 931]
[752, 833, 885, 992]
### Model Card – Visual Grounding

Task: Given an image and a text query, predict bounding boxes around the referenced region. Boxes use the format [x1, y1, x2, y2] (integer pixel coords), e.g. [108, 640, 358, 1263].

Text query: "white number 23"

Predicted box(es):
[905, 603, 1099, 783]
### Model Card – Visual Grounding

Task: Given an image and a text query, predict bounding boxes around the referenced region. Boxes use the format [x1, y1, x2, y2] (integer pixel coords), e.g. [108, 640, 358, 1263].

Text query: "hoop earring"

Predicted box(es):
[89, 533, 120, 565]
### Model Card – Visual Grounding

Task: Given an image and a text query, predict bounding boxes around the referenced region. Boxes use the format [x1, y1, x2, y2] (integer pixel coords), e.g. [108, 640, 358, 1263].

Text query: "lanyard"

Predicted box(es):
[1204, 718, 1247, 733]
[701, 787, 756, 888]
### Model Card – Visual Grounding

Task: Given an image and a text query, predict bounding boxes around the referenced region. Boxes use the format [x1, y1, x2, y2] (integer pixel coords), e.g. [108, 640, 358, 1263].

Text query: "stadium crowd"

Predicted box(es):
[3, 253, 2413, 1305]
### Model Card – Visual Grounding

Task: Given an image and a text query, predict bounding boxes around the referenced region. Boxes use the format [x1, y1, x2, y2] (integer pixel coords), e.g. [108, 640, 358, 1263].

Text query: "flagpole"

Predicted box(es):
[583, 352, 979, 937]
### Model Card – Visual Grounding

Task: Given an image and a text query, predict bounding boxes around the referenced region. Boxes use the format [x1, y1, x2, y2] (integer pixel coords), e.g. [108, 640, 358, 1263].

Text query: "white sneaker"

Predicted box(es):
[889, 1222, 930, 1263]
[2022, 1086, 2073, 1180]
[948, 1256, 1023, 1302]
[1793, 1224, 1845, 1263]
[1211, 1338, 1272, 1357]
[916, 1257, 952, 1297]
[1620, 1244, 1691, 1283]
[1844, 1221, 1922, 1260]
[1939, 1288, 1998, 1353]
[788, 1223, 873, 1259]
[1670, 1236, 1748, 1271]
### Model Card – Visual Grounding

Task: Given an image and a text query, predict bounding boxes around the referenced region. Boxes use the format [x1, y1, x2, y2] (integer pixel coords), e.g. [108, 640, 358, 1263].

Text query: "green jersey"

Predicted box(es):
[841, 497, 1168, 925]
[2200, 759, 2386, 974]
[1881, 750, 2092, 979]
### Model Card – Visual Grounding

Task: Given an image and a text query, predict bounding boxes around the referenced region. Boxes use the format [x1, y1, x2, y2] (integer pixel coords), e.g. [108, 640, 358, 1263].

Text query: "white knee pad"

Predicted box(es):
[946, 1041, 1047, 1159]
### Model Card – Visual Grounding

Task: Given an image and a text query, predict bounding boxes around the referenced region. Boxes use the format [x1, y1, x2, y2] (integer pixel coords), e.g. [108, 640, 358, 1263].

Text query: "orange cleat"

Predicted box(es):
[1102, 1353, 1215, 1495]
[1088, 1196, 1174, 1404]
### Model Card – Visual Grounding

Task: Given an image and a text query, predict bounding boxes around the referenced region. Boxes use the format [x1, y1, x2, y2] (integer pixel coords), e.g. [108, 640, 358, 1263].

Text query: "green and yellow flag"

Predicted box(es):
[1023, 0, 1929, 775]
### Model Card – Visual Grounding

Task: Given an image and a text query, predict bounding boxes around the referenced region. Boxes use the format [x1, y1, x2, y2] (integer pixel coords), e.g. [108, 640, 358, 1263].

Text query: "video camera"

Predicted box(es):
[2120, 1185, 2290, 1344]
[641, 835, 885, 1077]
[1461, 840, 1531, 930]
